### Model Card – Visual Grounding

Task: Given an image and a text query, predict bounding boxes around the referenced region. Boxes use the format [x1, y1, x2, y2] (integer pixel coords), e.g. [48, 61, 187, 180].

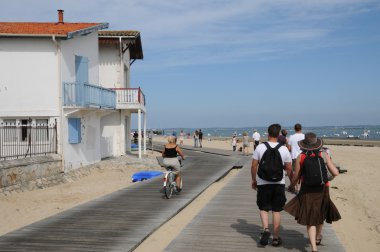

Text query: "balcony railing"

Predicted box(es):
[63, 82, 116, 109]
[112, 88, 146, 107]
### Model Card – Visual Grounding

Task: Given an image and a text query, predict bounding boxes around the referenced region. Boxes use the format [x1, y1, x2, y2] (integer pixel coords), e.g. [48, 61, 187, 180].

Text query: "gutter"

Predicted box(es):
[0, 33, 66, 38]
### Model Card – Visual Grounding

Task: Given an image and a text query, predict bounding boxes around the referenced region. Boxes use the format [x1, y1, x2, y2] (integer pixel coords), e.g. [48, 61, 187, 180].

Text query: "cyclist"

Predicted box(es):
[162, 136, 185, 190]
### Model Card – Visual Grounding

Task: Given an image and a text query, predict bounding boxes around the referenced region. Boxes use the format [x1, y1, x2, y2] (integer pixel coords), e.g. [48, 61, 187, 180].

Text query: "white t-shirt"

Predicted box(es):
[252, 141, 292, 185]
[288, 132, 305, 159]
[252, 132, 260, 141]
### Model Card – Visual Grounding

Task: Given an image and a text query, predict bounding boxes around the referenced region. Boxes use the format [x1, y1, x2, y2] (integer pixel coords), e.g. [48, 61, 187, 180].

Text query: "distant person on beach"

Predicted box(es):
[232, 135, 237, 151]
[199, 129, 203, 148]
[162, 136, 185, 190]
[285, 132, 341, 252]
[194, 130, 199, 148]
[179, 130, 185, 146]
[133, 131, 138, 144]
[278, 129, 288, 146]
[251, 124, 293, 247]
[252, 129, 261, 150]
[242, 131, 250, 156]
[287, 123, 305, 192]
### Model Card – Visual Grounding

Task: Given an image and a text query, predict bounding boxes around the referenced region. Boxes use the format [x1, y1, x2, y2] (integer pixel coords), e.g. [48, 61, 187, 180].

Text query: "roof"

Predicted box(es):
[99, 30, 140, 37]
[99, 30, 143, 60]
[0, 22, 109, 39]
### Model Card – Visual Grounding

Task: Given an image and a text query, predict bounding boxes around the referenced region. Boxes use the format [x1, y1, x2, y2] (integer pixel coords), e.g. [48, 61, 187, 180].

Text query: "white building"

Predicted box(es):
[0, 10, 146, 171]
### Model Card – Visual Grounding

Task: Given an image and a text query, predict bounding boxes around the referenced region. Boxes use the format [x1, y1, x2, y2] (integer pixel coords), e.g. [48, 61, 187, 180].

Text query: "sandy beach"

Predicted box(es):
[1, 137, 379, 252]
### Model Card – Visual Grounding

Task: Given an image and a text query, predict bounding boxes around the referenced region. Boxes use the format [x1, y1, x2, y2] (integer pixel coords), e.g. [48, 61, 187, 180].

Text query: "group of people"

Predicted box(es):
[251, 123, 341, 251]
[162, 123, 341, 251]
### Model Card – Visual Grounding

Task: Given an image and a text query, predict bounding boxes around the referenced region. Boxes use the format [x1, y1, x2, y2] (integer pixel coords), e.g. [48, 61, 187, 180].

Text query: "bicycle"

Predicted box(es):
[163, 162, 183, 199]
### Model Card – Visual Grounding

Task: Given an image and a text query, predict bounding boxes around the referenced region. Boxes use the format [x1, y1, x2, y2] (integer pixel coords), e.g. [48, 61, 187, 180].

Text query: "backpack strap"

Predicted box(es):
[263, 141, 281, 150]
[263, 142, 271, 149]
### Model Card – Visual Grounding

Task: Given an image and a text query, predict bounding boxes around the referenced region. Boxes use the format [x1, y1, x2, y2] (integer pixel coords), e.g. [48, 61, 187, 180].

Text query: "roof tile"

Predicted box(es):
[0, 22, 104, 37]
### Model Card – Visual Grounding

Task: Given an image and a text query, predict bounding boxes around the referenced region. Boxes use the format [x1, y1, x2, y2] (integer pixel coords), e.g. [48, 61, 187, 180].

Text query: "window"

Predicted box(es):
[68, 118, 81, 144]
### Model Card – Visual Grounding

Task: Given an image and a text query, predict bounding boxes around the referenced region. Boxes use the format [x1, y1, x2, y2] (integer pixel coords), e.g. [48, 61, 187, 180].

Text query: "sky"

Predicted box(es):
[1, 0, 380, 128]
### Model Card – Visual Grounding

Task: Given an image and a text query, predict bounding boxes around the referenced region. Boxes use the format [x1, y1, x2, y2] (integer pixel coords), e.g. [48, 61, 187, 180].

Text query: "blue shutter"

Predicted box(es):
[75, 56, 89, 84]
[68, 118, 81, 144]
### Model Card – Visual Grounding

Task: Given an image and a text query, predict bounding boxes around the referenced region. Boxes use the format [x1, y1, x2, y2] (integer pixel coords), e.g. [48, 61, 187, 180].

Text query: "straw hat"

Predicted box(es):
[298, 132, 323, 151]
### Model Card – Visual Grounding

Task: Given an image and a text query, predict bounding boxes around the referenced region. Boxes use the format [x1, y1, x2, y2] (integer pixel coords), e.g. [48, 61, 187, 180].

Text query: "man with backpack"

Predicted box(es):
[251, 124, 293, 247]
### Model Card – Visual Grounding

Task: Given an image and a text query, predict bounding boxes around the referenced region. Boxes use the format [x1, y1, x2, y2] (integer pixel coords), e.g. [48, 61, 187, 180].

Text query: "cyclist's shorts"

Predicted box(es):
[163, 157, 181, 172]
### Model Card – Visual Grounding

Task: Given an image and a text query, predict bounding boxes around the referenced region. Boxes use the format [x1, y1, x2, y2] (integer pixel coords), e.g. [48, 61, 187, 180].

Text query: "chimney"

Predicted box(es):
[57, 10, 64, 24]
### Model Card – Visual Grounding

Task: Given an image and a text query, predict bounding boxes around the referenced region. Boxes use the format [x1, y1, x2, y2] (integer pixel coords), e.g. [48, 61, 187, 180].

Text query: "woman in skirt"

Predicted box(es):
[285, 132, 341, 252]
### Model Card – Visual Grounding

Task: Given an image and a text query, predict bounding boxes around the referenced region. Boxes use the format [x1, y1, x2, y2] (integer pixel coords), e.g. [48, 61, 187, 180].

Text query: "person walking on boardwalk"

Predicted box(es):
[242, 131, 250, 155]
[278, 129, 288, 146]
[162, 136, 185, 190]
[231, 134, 237, 151]
[252, 129, 261, 150]
[287, 123, 305, 192]
[251, 124, 293, 247]
[198, 129, 203, 148]
[193, 130, 199, 148]
[284, 132, 341, 252]
[179, 130, 185, 146]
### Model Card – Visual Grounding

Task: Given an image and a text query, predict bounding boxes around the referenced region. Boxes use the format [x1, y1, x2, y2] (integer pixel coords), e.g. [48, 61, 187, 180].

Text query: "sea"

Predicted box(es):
[156, 125, 380, 140]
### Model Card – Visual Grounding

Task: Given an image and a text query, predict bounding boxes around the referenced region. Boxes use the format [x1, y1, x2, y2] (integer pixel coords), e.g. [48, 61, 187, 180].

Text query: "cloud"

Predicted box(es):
[1, 0, 379, 69]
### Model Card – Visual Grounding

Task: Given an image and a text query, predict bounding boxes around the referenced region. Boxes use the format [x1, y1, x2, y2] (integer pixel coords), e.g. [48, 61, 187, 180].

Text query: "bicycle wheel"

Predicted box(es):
[164, 172, 174, 199]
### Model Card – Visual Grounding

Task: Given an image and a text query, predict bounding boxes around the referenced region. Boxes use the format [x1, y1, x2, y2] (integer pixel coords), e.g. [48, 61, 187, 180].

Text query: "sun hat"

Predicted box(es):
[298, 132, 323, 151]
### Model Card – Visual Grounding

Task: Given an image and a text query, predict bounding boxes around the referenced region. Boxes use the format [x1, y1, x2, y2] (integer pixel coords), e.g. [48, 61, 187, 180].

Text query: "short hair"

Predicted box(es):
[167, 136, 176, 144]
[268, 124, 281, 138]
[294, 123, 302, 131]
[281, 129, 288, 136]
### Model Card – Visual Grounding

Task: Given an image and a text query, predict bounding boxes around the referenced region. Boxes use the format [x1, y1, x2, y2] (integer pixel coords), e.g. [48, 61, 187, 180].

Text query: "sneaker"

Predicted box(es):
[272, 237, 282, 247]
[260, 229, 271, 246]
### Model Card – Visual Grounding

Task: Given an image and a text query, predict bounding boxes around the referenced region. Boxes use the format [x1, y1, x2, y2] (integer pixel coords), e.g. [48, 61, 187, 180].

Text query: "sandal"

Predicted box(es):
[260, 228, 271, 246]
[272, 237, 282, 247]
[316, 235, 323, 245]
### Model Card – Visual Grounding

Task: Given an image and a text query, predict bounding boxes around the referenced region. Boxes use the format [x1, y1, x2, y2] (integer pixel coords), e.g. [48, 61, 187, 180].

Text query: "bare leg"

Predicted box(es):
[316, 224, 323, 244]
[307, 225, 317, 251]
[175, 173, 182, 189]
[259, 210, 269, 230]
[272, 211, 281, 238]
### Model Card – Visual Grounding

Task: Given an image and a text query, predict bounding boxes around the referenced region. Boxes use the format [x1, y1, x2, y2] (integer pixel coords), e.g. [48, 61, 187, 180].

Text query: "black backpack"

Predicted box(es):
[301, 150, 328, 186]
[257, 142, 284, 182]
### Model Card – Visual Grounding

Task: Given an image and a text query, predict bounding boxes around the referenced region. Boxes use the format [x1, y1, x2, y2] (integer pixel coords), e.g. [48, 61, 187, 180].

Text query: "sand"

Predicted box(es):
[1, 136, 379, 252]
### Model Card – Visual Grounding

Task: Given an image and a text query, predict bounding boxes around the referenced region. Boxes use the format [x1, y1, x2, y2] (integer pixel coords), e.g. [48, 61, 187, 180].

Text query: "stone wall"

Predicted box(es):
[0, 155, 62, 192]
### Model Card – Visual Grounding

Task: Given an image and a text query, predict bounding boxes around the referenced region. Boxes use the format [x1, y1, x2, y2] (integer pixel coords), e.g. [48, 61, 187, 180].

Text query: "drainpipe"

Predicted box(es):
[119, 37, 124, 88]
[52, 35, 65, 172]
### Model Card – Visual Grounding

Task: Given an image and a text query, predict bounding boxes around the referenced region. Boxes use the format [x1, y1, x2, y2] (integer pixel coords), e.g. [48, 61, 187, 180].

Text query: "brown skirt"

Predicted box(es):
[284, 184, 341, 226]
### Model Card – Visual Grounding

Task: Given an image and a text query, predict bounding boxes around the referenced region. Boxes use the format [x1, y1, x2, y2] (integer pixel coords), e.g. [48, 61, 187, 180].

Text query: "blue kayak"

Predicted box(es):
[132, 170, 163, 182]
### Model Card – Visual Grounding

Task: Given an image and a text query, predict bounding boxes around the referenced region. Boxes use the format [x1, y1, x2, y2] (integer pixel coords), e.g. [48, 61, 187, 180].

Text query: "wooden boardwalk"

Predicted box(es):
[165, 161, 346, 252]
[0, 148, 242, 252]
[0, 145, 345, 252]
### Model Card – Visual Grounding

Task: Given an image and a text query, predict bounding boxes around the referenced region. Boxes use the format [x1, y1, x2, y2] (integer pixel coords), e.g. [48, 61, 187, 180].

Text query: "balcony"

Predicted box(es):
[63, 82, 116, 109]
[112, 88, 146, 111]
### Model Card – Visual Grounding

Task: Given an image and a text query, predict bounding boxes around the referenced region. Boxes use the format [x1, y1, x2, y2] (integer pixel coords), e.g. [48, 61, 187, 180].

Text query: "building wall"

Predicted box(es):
[60, 32, 100, 85]
[62, 111, 103, 171]
[60, 32, 104, 171]
[99, 43, 131, 89]
[0, 38, 59, 117]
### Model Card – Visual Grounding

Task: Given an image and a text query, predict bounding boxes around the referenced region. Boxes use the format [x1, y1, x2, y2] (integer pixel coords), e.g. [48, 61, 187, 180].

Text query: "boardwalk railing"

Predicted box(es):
[112, 88, 146, 106]
[63, 82, 116, 109]
[0, 122, 57, 161]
